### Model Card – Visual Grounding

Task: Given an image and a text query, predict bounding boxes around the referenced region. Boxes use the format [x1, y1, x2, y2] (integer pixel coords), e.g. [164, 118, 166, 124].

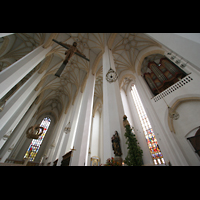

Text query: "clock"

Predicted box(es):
[106, 68, 118, 83]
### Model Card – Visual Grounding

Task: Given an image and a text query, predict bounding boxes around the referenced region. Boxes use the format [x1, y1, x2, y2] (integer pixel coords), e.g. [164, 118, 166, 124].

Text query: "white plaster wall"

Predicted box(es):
[173, 101, 200, 165]
[134, 75, 186, 165]
[146, 33, 200, 72]
[147, 71, 200, 164]
[120, 89, 134, 127]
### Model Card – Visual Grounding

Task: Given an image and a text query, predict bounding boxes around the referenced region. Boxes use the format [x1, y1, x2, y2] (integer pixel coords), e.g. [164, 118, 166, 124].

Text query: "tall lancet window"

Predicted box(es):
[131, 85, 165, 165]
[24, 117, 51, 161]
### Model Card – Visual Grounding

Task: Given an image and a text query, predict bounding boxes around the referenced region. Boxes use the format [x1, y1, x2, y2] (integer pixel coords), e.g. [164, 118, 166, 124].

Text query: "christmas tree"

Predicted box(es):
[123, 115, 143, 166]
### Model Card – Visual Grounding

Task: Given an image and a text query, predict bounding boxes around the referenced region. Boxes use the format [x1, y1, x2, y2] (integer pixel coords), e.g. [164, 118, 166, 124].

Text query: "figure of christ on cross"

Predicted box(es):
[52, 39, 90, 77]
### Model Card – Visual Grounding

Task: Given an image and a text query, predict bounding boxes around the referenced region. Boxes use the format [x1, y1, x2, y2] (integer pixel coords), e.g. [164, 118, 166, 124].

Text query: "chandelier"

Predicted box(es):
[106, 67, 118, 83]
[105, 49, 118, 83]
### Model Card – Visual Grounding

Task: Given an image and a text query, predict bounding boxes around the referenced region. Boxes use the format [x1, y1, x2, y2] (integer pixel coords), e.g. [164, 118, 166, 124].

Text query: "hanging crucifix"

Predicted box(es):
[52, 39, 90, 77]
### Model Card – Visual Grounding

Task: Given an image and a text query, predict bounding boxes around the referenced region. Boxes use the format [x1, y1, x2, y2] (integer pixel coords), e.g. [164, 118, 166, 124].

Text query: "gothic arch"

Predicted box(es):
[135, 47, 165, 76]
[0, 34, 15, 57]
[107, 33, 118, 49]
[93, 98, 102, 117]
[43, 33, 59, 49]
[119, 70, 135, 88]
[36, 110, 58, 124]
[92, 50, 104, 75]
[168, 97, 200, 133]
[93, 102, 102, 118]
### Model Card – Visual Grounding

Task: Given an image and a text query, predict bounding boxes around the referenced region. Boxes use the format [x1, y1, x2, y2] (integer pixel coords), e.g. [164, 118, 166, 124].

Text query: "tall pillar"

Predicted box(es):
[44, 111, 68, 165]
[64, 90, 83, 154]
[99, 109, 103, 163]
[102, 46, 127, 164]
[126, 84, 154, 165]
[0, 45, 51, 99]
[70, 71, 95, 166]
[51, 103, 73, 166]
[56, 90, 83, 166]
[90, 111, 100, 158]
[0, 68, 46, 132]
[0, 102, 40, 162]
[0, 33, 14, 38]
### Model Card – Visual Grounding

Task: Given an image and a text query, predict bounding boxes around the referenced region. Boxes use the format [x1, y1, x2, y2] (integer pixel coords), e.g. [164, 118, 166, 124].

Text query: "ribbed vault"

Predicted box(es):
[0, 33, 163, 121]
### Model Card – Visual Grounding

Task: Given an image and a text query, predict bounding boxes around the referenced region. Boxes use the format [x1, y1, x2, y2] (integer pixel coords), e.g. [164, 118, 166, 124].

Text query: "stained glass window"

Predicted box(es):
[24, 117, 51, 161]
[131, 85, 165, 165]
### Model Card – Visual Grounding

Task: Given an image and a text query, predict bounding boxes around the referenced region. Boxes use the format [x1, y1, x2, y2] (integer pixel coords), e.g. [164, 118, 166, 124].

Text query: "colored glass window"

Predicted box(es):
[131, 85, 165, 165]
[24, 117, 51, 161]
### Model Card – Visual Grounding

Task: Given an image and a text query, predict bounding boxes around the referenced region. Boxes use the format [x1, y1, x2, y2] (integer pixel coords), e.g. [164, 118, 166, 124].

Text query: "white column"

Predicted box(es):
[126, 85, 153, 165]
[0, 102, 39, 162]
[0, 68, 46, 133]
[44, 111, 68, 165]
[0, 45, 51, 99]
[70, 71, 95, 166]
[55, 90, 83, 166]
[0, 33, 14, 38]
[102, 46, 127, 164]
[0, 69, 46, 144]
[64, 91, 83, 154]
[90, 111, 100, 158]
[99, 109, 103, 164]
[51, 103, 73, 166]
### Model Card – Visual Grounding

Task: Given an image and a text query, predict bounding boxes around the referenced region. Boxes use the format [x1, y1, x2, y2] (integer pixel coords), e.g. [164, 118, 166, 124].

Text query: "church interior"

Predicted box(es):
[0, 33, 200, 166]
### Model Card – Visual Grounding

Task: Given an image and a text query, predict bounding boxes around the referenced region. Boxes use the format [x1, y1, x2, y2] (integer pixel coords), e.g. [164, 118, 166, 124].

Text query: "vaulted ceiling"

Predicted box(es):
[0, 33, 164, 122]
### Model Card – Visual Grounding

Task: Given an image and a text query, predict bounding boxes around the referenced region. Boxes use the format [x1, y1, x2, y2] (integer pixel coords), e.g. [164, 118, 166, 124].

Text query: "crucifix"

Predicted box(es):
[52, 39, 90, 77]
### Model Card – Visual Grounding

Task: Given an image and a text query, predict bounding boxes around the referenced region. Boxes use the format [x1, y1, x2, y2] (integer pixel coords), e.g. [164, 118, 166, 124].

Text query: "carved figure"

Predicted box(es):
[52, 39, 90, 77]
[123, 115, 130, 127]
[111, 131, 122, 156]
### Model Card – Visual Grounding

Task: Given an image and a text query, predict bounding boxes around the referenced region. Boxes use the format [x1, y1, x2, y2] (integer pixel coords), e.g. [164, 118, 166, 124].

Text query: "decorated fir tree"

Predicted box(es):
[123, 115, 143, 166]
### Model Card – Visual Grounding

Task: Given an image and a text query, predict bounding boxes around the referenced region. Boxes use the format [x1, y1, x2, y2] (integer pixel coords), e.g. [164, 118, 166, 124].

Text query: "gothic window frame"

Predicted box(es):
[131, 85, 165, 165]
[24, 116, 51, 162]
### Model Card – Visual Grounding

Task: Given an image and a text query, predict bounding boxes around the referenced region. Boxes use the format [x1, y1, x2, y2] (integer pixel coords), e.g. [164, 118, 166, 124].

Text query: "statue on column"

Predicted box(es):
[111, 131, 122, 156]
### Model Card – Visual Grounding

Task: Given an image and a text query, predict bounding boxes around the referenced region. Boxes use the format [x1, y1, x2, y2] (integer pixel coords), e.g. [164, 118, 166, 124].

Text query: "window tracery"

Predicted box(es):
[24, 117, 51, 161]
[131, 85, 165, 165]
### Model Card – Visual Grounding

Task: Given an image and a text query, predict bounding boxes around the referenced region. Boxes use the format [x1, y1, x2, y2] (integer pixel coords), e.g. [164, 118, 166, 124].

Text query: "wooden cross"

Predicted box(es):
[52, 39, 90, 77]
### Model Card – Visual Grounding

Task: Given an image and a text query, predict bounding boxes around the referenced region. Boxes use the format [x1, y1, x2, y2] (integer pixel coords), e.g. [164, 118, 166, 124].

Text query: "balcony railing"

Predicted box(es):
[152, 75, 193, 102]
